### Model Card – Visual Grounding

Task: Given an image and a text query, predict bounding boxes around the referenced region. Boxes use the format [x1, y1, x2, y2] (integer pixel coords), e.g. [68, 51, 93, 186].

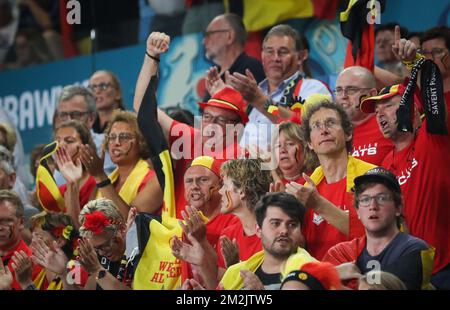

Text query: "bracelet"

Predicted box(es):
[96, 178, 111, 188]
[145, 50, 160, 62]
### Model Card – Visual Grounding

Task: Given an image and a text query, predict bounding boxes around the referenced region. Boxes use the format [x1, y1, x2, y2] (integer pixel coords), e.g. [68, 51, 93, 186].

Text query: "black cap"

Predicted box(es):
[354, 167, 401, 194]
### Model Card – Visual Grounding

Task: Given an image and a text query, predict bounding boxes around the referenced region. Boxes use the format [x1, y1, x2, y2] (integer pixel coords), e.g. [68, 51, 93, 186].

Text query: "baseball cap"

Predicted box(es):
[281, 261, 342, 290]
[198, 87, 249, 124]
[189, 156, 226, 177]
[354, 167, 401, 194]
[360, 84, 422, 114]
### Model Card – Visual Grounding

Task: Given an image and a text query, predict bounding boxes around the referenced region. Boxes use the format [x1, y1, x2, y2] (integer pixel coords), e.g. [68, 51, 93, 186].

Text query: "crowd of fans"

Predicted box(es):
[0, 2, 449, 292]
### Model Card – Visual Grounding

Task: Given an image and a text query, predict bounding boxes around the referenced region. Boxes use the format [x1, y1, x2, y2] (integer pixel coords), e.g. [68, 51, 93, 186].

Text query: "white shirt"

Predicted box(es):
[240, 72, 332, 150]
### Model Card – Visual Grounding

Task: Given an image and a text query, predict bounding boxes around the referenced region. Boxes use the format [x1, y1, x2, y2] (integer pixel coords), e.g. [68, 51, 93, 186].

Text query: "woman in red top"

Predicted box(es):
[272, 121, 318, 187]
[54, 120, 97, 227]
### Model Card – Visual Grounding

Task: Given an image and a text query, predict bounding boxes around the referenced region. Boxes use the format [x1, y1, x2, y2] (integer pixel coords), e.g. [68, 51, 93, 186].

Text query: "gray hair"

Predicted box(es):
[0, 145, 14, 166]
[223, 13, 247, 47]
[79, 198, 124, 238]
[57, 85, 96, 113]
[0, 159, 14, 176]
[0, 189, 24, 218]
[263, 24, 304, 52]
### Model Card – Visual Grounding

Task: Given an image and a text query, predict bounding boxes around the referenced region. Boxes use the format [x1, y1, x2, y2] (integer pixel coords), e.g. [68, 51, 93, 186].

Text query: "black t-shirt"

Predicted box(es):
[96, 254, 137, 290]
[202, 52, 265, 102]
[356, 232, 429, 289]
[254, 266, 281, 290]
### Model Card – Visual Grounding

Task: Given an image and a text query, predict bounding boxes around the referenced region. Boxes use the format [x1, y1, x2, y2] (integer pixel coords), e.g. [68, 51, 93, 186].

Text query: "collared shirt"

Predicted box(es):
[240, 72, 331, 149]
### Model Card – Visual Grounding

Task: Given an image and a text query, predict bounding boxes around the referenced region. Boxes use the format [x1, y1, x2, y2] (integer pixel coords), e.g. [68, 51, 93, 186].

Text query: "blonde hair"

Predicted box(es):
[359, 271, 407, 290]
[220, 158, 272, 209]
[0, 123, 17, 152]
[278, 121, 319, 173]
[79, 199, 124, 237]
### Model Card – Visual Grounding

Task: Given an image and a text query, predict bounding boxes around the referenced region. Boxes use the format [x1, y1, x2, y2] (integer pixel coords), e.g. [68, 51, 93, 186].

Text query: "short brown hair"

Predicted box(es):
[0, 189, 24, 218]
[54, 120, 96, 150]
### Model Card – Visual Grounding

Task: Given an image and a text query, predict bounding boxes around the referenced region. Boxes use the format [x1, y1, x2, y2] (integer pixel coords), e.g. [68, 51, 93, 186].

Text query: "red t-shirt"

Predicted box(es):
[282, 175, 306, 185]
[216, 220, 262, 268]
[381, 91, 450, 273]
[1, 240, 42, 290]
[351, 115, 394, 166]
[303, 177, 363, 260]
[169, 121, 241, 219]
[59, 175, 96, 209]
[181, 213, 239, 282]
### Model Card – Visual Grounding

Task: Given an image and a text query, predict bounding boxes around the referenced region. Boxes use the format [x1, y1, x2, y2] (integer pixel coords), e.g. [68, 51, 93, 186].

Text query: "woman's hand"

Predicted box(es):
[55, 146, 82, 184]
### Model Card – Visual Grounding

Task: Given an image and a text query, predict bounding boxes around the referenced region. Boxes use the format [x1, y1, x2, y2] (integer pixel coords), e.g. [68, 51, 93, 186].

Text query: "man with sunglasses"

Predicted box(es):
[335, 66, 393, 165]
[323, 167, 434, 290]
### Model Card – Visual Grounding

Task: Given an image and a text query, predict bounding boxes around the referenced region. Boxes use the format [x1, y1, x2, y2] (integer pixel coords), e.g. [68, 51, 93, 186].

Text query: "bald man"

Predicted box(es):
[334, 66, 393, 165]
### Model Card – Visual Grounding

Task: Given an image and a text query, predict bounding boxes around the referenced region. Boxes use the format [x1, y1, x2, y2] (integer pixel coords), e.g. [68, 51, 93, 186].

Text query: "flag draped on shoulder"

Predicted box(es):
[340, 0, 385, 71]
[133, 75, 182, 290]
[36, 141, 65, 213]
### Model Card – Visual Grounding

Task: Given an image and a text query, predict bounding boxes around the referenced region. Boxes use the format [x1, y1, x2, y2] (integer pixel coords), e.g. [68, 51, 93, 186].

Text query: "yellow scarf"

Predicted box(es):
[220, 248, 314, 290]
[97, 158, 150, 204]
[33, 269, 63, 290]
[308, 155, 376, 192]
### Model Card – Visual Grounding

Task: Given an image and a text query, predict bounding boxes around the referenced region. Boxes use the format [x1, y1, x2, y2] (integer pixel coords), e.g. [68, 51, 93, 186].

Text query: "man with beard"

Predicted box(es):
[323, 167, 434, 290]
[219, 192, 314, 290]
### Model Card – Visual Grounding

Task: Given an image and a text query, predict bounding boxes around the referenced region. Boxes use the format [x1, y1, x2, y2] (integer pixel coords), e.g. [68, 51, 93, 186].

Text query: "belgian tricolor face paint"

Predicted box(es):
[223, 190, 234, 212]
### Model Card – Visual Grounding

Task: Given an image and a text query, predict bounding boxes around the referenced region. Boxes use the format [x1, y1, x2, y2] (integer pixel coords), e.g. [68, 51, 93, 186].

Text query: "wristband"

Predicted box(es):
[145, 51, 160, 62]
[96, 178, 111, 188]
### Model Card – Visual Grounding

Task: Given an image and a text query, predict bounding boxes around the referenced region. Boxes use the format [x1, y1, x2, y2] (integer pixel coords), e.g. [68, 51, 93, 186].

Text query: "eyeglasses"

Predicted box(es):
[262, 48, 293, 59]
[419, 48, 448, 60]
[88, 82, 113, 92]
[107, 132, 135, 144]
[93, 233, 116, 254]
[202, 113, 239, 126]
[310, 118, 340, 132]
[56, 111, 90, 120]
[204, 29, 230, 38]
[358, 193, 393, 207]
[333, 87, 372, 96]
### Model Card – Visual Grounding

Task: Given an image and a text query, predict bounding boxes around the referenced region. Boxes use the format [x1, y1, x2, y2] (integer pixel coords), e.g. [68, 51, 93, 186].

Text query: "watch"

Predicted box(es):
[95, 269, 107, 281]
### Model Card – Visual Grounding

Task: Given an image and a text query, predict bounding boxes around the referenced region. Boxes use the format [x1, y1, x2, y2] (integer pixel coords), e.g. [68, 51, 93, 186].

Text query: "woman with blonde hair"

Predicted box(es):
[88, 70, 126, 133]
[358, 270, 407, 290]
